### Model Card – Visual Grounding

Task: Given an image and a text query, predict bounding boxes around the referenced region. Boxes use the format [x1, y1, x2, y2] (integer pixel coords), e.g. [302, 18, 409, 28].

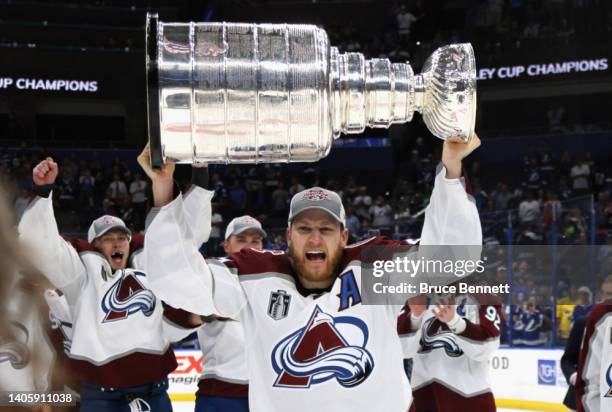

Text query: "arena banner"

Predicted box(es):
[476, 57, 609, 82]
[168, 351, 201, 399]
[170, 348, 569, 410]
[0, 74, 118, 97]
[491, 347, 568, 411]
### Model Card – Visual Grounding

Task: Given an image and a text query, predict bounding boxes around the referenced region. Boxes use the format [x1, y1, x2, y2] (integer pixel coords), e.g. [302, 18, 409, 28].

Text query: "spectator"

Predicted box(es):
[547, 104, 567, 133]
[491, 183, 514, 210]
[78, 168, 95, 208]
[271, 233, 287, 251]
[229, 179, 247, 217]
[356, 217, 373, 241]
[56, 167, 77, 209]
[129, 171, 147, 230]
[572, 286, 593, 321]
[211, 172, 228, 205]
[472, 181, 489, 211]
[396, 5, 418, 42]
[345, 205, 361, 239]
[513, 298, 547, 346]
[518, 191, 540, 225]
[206, 205, 224, 257]
[369, 195, 393, 228]
[271, 181, 289, 217]
[116, 196, 134, 229]
[288, 177, 305, 198]
[353, 186, 372, 220]
[563, 207, 587, 244]
[106, 172, 127, 203]
[543, 190, 562, 228]
[570, 156, 591, 194]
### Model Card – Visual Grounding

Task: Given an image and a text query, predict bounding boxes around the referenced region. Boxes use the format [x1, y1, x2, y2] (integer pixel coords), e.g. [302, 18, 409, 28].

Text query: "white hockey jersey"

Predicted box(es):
[577, 301, 612, 412]
[196, 319, 249, 397]
[146, 165, 482, 411]
[0, 278, 54, 392]
[195, 262, 248, 396]
[17, 186, 213, 387]
[401, 295, 502, 411]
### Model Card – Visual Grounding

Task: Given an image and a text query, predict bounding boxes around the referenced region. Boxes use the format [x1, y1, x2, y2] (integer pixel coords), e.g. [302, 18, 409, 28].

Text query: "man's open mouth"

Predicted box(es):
[305, 251, 326, 262]
[110, 251, 124, 263]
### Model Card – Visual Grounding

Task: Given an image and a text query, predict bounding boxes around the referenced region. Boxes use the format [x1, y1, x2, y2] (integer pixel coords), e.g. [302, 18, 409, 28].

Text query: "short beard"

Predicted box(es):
[288, 244, 344, 288]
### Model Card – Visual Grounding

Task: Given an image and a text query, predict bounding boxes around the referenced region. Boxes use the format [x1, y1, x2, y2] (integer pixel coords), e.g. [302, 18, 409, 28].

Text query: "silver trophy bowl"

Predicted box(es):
[146, 14, 476, 167]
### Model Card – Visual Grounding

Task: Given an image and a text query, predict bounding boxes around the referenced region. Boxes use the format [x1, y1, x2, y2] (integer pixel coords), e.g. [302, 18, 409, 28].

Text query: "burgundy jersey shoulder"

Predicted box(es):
[341, 236, 417, 268]
[129, 233, 144, 254]
[587, 300, 612, 323]
[62, 235, 94, 253]
[226, 248, 293, 276]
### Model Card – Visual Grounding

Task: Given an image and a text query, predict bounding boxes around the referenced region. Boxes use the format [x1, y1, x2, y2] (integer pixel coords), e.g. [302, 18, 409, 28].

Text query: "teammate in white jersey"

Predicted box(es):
[141, 135, 482, 412]
[194, 215, 267, 411]
[18, 155, 211, 412]
[400, 293, 502, 411]
[576, 275, 612, 412]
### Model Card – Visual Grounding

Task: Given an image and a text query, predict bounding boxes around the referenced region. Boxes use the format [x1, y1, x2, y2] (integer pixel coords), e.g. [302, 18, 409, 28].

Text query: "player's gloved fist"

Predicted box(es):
[32, 157, 59, 186]
[441, 132, 481, 179]
[137, 143, 175, 182]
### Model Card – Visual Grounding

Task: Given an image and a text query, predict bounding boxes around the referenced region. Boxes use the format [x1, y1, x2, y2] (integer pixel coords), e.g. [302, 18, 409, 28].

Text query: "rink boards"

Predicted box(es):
[168, 347, 568, 411]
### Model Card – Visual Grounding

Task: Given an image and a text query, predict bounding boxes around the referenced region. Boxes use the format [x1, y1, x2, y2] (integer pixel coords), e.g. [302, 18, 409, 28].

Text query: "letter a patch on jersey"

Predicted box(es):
[271, 305, 374, 389]
[337, 270, 361, 311]
[101, 270, 156, 323]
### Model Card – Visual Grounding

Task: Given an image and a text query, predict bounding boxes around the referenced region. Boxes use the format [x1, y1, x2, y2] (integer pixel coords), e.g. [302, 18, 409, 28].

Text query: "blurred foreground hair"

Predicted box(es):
[0, 178, 54, 404]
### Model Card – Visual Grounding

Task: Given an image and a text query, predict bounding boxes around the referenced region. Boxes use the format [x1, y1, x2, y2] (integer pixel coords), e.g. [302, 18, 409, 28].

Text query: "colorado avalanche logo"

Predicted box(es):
[271, 306, 374, 389]
[0, 322, 30, 369]
[605, 363, 612, 398]
[101, 270, 156, 323]
[419, 317, 464, 357]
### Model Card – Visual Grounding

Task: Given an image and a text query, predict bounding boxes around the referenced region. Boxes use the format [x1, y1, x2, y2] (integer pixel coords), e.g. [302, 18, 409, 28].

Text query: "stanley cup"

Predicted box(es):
[146, 14, 476, 167]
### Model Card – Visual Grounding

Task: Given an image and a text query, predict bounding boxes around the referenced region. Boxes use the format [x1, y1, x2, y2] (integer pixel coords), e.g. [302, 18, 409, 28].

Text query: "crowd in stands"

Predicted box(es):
[329, 0, 612, 68]
[2, 142, 611, 347]
[2, 141, 611, 245]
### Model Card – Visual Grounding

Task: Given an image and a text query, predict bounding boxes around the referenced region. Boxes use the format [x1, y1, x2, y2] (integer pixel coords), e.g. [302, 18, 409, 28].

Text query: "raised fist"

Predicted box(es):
[32, 157, 59, 186]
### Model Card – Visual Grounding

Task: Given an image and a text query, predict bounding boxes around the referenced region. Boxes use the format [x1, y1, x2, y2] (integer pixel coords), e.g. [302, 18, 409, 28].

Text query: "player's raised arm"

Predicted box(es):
[420, 134, 482, 247]
[138, 145, 215, 253]
[139, 146, 246, 319]
[18, 157, 86, 298]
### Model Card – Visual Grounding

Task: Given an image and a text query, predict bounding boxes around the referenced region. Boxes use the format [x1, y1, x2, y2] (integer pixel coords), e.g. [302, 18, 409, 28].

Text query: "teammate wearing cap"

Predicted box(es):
[18, 156, 212, 412]
[223, 215, 267, 256]
[186, 215, 268, 412]
[142, 135, 483, 412]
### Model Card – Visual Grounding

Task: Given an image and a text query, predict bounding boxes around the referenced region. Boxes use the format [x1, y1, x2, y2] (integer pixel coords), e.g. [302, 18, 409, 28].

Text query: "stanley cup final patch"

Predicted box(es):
[268, 290, 291, 320]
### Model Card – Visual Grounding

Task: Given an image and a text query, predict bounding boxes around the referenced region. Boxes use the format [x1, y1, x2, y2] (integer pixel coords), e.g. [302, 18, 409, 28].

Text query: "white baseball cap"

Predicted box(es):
[225, 215, 267, 240]
[87, 215, 131, 243]
[288, 187, 346, 227]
